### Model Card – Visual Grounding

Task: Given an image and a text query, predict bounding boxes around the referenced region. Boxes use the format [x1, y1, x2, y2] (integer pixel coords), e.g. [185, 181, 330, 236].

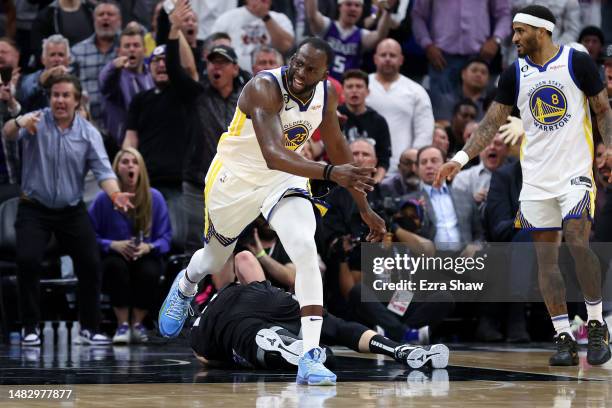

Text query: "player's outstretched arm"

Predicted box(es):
[319, 82, 386, 242]
[434, 101, 512, 187]
[246, 75, 375, 195]
[464, 101, 513, 158]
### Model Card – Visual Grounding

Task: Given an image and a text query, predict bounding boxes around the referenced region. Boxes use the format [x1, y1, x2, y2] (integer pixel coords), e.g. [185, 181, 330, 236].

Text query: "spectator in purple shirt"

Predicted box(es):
[411, 0, 511, 113]
[89, 147, 172, 344]
[99, 24, 153, 147]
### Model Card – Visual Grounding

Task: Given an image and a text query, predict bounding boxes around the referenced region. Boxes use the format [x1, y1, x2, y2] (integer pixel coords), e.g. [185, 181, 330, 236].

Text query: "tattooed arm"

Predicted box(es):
[433, 102, 513, 187]
[462, 102, 514, 158]
[588, 88, 612, 147]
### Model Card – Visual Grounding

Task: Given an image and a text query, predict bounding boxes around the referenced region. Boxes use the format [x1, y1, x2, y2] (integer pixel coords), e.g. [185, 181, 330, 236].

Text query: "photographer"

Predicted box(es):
[321, 139, 452, 343]
[237, 216, 298, 293]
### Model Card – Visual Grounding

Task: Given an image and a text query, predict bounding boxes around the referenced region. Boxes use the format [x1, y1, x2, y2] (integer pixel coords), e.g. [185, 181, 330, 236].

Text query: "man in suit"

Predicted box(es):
[407, 145, 483, 256]
[484, 160, 532, 342]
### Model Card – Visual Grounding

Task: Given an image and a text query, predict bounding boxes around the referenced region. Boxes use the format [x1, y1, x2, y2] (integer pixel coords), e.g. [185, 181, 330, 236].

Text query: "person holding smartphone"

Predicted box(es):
[89, 147, 172, 344]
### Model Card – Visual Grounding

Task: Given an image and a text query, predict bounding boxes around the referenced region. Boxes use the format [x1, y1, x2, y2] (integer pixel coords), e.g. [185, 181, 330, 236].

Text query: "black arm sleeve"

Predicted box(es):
[570, 50, 605, 97]
[494, 62, 517, 106]
[375, 115, 392, 171]
[156, 9, 170, 45]
[125, 93, 142, 132]
[165, 39, 204, 101]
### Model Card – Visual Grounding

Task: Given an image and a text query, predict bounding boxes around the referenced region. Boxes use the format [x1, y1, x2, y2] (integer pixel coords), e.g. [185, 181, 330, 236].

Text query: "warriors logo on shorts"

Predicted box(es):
[529, 85, 567, 126]
[284, 125, 310, 151]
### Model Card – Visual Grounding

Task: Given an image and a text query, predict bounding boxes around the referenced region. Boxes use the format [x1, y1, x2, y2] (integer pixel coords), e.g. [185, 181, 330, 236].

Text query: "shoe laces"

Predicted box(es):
[587, 322, 608, 349]
[304, 347, 326, 364]
[555, 333, 574, 352]
[394, 345, 416, 360]
[165, 292, 194, 321]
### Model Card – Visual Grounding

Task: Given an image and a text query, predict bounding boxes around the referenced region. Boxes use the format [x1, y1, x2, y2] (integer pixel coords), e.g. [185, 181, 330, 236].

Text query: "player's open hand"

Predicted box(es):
[360, 208, 386, 242]
[433, 161, 461, 188]
[330, 163, 376, 194]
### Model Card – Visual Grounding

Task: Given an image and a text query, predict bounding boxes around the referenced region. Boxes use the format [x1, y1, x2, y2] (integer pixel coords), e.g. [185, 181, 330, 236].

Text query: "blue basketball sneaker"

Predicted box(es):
[158, 269, 194, 338]
[297, 347, 337, 386]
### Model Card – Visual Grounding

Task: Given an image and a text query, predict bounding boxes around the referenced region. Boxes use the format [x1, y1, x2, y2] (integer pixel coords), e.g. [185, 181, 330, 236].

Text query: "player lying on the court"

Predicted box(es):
[190, 251, 449, 370]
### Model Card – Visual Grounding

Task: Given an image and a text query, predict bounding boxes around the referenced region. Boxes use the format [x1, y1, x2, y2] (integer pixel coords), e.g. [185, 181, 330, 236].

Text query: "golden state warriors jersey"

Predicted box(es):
[216, 67, 327, 186]
[516, 46, 594, 200]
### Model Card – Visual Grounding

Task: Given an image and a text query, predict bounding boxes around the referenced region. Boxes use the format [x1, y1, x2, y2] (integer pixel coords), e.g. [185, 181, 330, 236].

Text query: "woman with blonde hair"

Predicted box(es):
[89, 148, 172, 344]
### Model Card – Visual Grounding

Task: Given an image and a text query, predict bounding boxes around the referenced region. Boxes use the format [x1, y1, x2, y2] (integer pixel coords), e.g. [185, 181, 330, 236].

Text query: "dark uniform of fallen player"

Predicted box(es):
[190, 251, 449, 369]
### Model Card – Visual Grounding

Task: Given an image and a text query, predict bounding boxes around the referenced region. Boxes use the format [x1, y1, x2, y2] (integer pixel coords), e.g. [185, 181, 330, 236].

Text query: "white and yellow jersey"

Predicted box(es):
[516, 45, 594, 200]
[215, 66, 327, 186]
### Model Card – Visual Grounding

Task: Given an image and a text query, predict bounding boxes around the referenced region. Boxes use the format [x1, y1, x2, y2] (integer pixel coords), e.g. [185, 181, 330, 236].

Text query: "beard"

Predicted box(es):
[517, 37, 538, 57]
[287, 68, 318, 95]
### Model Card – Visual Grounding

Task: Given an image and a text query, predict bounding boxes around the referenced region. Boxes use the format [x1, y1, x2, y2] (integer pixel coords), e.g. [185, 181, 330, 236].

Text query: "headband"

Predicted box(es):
[513, 13, 555, 33]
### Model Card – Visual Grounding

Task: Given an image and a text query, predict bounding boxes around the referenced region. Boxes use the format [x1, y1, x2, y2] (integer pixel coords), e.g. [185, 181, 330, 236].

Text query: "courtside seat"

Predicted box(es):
[0, 197, 74, 342]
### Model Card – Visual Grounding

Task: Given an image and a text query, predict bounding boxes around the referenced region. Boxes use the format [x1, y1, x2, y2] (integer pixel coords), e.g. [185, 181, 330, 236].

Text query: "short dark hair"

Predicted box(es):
[453, 98, 478, 115]
[462, 56, 489, 72]
[578, 26, 605, 45]
[48, 74, 82, 100]
[296, 37, 335, 68]
[120, 24, 144, 41]
[416, 145, 444, 165]
[342, 69, 369, 86]
[95, 0, 121, 13]
[516, 5, 556, 35]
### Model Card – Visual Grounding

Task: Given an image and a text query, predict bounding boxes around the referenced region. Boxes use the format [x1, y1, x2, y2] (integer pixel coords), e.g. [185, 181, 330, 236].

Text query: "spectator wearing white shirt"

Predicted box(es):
[211, 0, 294, 73]
[366, 38, 434, 173]
[192, 0, 238, 41]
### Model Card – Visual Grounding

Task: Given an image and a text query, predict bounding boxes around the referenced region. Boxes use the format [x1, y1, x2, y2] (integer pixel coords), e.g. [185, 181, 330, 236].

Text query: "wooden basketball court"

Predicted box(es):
[0, 342, 610, 407]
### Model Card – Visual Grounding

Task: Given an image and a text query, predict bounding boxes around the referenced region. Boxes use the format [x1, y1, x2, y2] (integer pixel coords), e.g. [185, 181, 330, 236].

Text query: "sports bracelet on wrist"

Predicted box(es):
[323, 164, 335, 181]
[255, 249, 266, 258]
[450, 151, 469, 168]
[14, 116, 22, 129]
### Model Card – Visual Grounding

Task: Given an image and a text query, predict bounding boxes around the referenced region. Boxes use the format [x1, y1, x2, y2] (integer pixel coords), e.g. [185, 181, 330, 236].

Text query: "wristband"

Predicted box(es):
[323, 164, 335, 181]
[262, 14, 271, 22]
[14, 116, 22, 129]
[255, 249, 266, 258]
[450, 151, 469, 168]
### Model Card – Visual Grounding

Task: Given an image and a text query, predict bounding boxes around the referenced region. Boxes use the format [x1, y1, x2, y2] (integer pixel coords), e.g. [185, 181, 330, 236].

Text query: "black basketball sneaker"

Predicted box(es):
[586, 320, 611, 366]
[394, 344, 449, 369]
[549, 332, 578, 366]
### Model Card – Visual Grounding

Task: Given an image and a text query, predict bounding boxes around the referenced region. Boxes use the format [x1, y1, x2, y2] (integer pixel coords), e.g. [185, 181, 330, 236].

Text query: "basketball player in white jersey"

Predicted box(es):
[158, 37, 386, 385]
[436, 5, 612, 366]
